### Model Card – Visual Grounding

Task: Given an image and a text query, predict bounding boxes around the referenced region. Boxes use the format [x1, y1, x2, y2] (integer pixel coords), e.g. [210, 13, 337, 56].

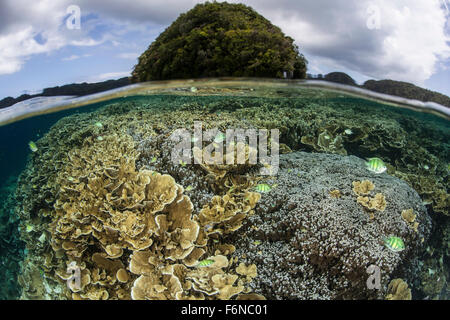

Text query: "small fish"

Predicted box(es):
[94, 122, 103, 128]
[185, 185, 194, 192]
[197, 259, 215, 267]
[214, 132, 226, 144]
[253, 240, 262, 246]
[97, 136, 104, 141]
[366, 158, 387, 174]
[179, 160, 187, 167]
[26, 224, 34, 233]
[384, 236, 405, 252]
[190, 87, 198, 93]
[28, 141, 38, 152]
[423, 165, 429, 170]
[150, 157, 157, 163]
[191, 136, 199, 143]
[344, 129, 353, 135]
[255, 184, 271, 193]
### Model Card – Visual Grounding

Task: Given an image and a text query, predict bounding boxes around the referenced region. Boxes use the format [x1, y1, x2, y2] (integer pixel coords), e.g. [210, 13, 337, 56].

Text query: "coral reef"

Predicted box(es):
[228, 152, 431, 299]
[14, 100, 262, 300]
[401, 209, 419, 233]
[352, 180, 375, 195]
[11, 93, 448, 300]
[353, 180, 387, 219]
[385, 279, 412, 300]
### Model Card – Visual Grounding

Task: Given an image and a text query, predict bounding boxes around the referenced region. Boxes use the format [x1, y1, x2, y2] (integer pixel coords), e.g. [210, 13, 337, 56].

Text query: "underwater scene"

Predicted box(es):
[0, 79, 448, 300]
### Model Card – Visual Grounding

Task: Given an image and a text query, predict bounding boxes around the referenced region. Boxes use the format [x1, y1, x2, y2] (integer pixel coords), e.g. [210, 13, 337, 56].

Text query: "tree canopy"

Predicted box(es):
[131, 2, 307, 82]
[324, 72, 357, 86]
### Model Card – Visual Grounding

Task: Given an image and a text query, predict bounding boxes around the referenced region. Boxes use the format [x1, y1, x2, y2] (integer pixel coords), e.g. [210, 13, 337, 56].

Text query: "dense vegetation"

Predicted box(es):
[131, 2, 307, 82]
[308, 72, 449, 107]
[362, 80, 450, 107]
[0, 78, 130, 109]
[324, 72, 357, 86]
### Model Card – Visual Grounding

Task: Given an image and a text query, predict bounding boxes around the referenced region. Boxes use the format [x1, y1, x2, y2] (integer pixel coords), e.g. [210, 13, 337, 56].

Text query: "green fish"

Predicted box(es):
[28, 141, 38, 152]
[185, 185, 194, 192]
[150, 157, 157, 163]
[384, 236, 405, 252]
[179, 160, 187, 167]
[255, 183, 271, 193]
[94, 122, 103, 128]
[366, 158, 387, 174]
[197, 259, 215, 267]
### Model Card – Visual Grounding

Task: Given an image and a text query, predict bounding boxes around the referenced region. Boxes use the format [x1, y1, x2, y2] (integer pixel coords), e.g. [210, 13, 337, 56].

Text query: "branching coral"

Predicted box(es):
[352, 180, 375, 195]
[353, 180, 387, 219]
[401, 209, 419, 233]
[329, 189, 342, 199]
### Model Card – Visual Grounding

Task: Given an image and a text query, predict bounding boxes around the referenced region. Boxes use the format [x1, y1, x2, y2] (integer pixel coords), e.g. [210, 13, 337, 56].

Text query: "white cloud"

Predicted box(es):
[62, 55, 80, 61]
[236, 0, 450, 85]
[79, 0, 450, 85]
[0, 0, 448, 86]
[116, 52, 139, 60]
[0, 1, 105, 75]
[62, 54, 92, 61]
[89, 71, 131, 82]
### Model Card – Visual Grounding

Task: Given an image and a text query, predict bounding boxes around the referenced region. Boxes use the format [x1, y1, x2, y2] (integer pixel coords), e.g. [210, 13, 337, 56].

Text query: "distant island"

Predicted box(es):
[0, 77, 131, 109]
[1, 2, 448, 109]
[1, 73, 449, 110]
[131, 2, 307, 82]
[308, 72, 450, 107]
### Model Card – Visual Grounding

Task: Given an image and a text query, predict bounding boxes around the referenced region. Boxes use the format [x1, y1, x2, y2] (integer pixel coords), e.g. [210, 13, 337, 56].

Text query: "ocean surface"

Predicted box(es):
[0, 79, 448, 300]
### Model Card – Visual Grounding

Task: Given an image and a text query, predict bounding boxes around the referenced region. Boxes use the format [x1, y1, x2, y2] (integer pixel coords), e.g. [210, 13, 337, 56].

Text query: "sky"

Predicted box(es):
[0, 0, 449, 99]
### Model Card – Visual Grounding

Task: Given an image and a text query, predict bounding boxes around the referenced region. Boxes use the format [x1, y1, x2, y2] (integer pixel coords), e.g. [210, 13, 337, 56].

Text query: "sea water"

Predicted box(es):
[0, 79, 448, 300]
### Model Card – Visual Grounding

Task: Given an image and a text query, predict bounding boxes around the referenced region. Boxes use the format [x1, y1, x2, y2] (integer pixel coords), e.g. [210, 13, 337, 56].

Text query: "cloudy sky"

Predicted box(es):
[0, 0, 449, 99]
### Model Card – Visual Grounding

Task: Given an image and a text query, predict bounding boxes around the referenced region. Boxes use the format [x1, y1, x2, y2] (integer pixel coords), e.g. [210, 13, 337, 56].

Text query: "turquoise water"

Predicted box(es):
[0, 80, 448, 300]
